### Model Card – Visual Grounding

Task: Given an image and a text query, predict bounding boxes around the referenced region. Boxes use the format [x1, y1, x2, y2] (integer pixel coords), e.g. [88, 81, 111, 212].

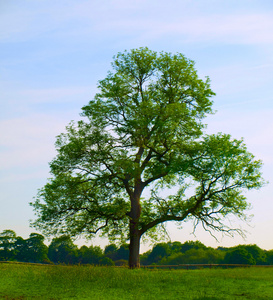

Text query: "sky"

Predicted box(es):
[1, 0, 273, 252]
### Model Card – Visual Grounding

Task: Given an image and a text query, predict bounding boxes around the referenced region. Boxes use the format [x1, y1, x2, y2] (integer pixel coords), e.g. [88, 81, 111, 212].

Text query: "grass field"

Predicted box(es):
[0, 263, 273, 299]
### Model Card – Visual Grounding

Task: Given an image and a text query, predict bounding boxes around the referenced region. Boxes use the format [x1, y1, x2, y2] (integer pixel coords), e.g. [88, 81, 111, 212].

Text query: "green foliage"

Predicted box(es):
[99, 257, 115, 266]
[161, 248, 225, 265]
[30, 47, 265, 267]
[114, 259, 128, 266]
[243, 244, 267, 265]
[22, 233, 48, 263]
[104, 244, 129, 261]
[1, 227, 273, 266]
[168, 241, 183, 253]
[140, 240, 225, 265]
[223, 244, 267, 265]
[78, 245, 104, 264]
[116, 244, 130, 260]
[266, 250, 273, 265]
[104, 244, 118, 260]
[143, 242, 172, 264]
[0, 230, 48, 263]
[0, 230, 17, 261]
[180, 240, 207, 253]
[224, 248, 256, 265]
[48, 235, 78, 264]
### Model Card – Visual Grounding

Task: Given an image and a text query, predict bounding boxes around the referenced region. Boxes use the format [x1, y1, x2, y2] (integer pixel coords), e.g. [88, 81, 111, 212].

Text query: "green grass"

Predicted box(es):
[0, 263, 273, 299]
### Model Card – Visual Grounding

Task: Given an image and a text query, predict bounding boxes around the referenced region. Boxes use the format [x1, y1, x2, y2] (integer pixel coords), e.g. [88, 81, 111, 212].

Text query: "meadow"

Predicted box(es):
[0, 263, 273, 299]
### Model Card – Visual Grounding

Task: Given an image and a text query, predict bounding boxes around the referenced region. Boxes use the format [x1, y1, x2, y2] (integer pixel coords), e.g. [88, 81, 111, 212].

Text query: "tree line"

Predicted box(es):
[1, 229, 273, 266]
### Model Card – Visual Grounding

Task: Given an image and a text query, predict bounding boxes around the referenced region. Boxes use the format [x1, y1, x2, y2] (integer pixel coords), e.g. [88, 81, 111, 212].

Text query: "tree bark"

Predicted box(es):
[128, 187, 142, 268]
[128, 220, 141, 268]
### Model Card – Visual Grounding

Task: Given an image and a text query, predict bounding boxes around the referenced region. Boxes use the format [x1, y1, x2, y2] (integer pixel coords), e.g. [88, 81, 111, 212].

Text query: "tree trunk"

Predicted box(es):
[128, 183, 142, 268]
[128, 220, 141, 268]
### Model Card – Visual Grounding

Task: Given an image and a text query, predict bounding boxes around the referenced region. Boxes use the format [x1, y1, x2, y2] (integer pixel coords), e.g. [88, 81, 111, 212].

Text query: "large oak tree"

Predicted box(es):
[31, 48, 264, 268]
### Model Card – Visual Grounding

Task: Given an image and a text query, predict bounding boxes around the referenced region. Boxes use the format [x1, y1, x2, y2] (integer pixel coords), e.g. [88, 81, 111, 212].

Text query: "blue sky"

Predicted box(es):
[1, 0, 273, 251]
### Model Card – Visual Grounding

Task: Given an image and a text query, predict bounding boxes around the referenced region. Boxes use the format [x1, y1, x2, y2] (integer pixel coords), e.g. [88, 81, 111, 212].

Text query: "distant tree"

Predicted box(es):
[104, 243, 129, 261]
[144, 242, 172, 265]
[116, 244, 129, 261]
[25, 233, 48, 263]
[223, 244, 266, 265]
[168, 241, 183, 254]
[182, 248, 207, 264]
[114, 259, 128, 266]
[204, 248, 225, 264]
[224, 247, 256, 265]
[243, 244, 267, 265]
[99, 257, 115, 266]
[161, 247, 224, 265]
[140, 250, 152, 265]
[14, 236, 28, 262]
[31, 47, 265, 268]
[48, 236, 78, 264]
[180, 241, 207, 253]
[104, 244, 118, 261]
[78, 245, 104, 264]
[216, 246, 229, 252]
[0, 230, 17, 261]
[14, 233, 48, 263]
[78, 246, 89, 264]
[266, 250, 273, 265]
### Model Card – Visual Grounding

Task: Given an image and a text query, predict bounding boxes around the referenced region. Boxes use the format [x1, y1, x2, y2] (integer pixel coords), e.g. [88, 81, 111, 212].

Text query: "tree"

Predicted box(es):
[266, 250, 273, 265]
[31, 47, 265, 268]
[161, 247, 224, 265]
[243, 244, 267, 265]
[180, 241, 207, 253]
[115, 244, 129, 261]
[0, 232, 48, 263]
[144, 242, 172, 265]
[48, 236, 78, 264]
[0, 230, 17, 261]
[13, 236, 27, 262]
[104, 244, 118, 261]
[224, 244, 267, 265]
[104, 243, 129, 262]
[224, 247, 256, 265]
[78, 245, 104, 264]
[24, 233, 48, 263]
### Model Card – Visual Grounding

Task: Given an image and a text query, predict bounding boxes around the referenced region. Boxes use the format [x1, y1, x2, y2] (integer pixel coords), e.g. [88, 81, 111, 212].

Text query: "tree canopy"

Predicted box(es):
[31, 47, 265, 268]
